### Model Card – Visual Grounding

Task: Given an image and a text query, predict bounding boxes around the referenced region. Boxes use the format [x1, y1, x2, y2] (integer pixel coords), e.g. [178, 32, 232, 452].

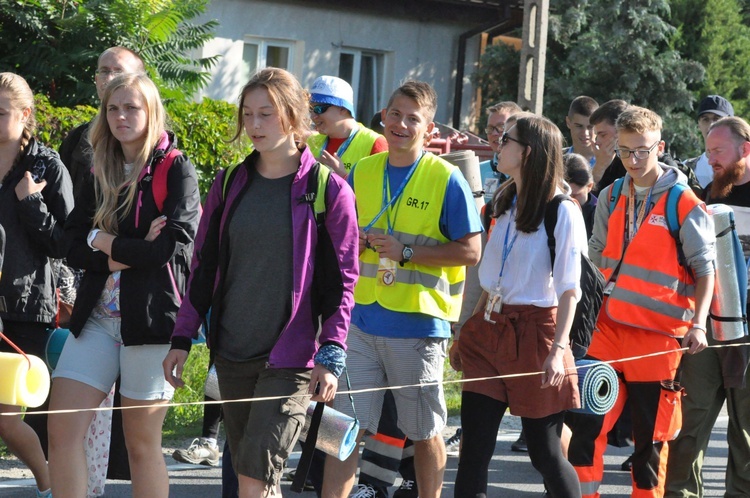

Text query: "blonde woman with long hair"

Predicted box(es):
[0, 72, 73, 498]
[48, 73, 200, 498]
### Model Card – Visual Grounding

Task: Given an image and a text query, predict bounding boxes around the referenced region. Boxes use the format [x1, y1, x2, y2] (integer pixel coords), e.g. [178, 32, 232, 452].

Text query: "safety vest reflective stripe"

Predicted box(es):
[579, 480, 601, 496]
[307, 125, 382, 172]
[601, 185, 702, 336]
[353, 152, 465, 321]
[364, 227, 444, 247]
[360, 262, 466, 296]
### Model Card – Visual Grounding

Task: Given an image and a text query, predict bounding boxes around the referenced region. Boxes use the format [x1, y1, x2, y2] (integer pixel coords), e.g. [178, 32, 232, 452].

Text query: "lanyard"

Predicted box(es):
[362, 152, 424, 234]
[498, 199, 518, 278]
[321, 126, 359, 158]
[626, 180, 655, 243]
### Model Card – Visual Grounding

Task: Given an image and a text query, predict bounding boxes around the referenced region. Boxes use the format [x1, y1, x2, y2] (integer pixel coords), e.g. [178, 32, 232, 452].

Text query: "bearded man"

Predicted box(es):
[665, 116, 750, 497]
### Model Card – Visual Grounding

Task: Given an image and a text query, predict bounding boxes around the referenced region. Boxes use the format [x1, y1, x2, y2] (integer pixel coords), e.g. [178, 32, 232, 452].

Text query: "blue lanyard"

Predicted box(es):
[498, 199, 518, 278]
[362, 152, 424, 235]
[321, 126, 359, 158]
[626, 181, 656, 242]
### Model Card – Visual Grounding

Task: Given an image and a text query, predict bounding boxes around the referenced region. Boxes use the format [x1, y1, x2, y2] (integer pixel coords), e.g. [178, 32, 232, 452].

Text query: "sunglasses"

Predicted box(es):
[311, 104, 333, 115]
[500, 132, 529, 148]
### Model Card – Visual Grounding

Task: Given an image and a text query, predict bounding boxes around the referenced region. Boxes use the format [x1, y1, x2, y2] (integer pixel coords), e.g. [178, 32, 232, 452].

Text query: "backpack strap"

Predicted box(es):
[152, 149, 183, 213]
[608, 177, 625, 213]
[221, 161, 244, 201]
[665, 183, 691, 273]
[301, 162, 331, 226]
[544, 194, 568, 273]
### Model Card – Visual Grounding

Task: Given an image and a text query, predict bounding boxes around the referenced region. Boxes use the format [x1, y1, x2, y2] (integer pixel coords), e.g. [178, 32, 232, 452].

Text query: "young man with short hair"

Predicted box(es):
[683, 95, 735, 189]
[665, 116, 750, 497]
[322, 81, 482, 498]
[307, 75, 387, 178]
[564, 96, 599, 165]
[566, 106, 716, 498]
[479, 101, 522, 202]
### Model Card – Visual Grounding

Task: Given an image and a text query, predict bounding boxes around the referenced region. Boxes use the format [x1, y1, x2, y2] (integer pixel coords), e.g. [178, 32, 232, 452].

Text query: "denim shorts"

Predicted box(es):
[52, 316, 174, 401]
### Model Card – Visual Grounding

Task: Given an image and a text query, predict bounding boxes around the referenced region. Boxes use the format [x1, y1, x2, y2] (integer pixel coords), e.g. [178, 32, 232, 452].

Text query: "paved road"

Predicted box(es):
[0, 410, 730, 497]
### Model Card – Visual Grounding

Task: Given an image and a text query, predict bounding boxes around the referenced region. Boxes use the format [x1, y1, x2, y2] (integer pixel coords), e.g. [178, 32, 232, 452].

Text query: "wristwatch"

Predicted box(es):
[399, 244, 414, 267]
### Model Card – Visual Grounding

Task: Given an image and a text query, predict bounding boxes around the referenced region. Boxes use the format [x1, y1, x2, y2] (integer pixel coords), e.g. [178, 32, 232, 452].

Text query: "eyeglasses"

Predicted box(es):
[95, 69, 124, 77]
[500, 132, 529, 148]
[484, 125, 503, 136]
[311, 104, 333, 115]
[615, 141, 660, 160]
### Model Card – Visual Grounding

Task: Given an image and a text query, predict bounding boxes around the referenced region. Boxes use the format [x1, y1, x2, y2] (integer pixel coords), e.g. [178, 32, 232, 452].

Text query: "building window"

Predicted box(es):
[339, 49, 384, 121]
[243, 38, 295, 75]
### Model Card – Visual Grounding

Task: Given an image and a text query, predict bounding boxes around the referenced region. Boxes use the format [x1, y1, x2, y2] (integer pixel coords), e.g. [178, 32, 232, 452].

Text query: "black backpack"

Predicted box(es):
[544, 195, 605, 359]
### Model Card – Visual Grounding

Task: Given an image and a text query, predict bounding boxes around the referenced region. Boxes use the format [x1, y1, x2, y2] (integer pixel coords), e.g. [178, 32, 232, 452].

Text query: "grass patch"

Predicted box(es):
[444, 338, 462, 418]
[164, 343, 211, 433]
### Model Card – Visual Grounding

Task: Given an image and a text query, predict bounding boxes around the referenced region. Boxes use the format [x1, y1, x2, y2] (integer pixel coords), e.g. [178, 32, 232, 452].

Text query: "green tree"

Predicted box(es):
[671, 0, 750, 119]
[472, 0, 705, 157]
[0, 0, 217, 106]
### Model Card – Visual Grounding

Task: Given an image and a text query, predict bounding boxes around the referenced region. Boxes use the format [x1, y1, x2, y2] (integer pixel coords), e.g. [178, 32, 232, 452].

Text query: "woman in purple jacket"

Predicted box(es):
[163, 67, 359, 497]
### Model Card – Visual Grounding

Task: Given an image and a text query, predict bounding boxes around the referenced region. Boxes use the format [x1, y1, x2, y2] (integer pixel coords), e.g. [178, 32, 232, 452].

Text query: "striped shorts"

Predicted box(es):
[334, 324, 447, 441]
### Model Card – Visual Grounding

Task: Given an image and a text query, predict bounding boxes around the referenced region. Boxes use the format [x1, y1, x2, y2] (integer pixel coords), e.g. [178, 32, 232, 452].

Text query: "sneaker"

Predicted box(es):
[510, 431, 528, 453]
[445, 427, 462, 456]
[350, 484, 378, 498]
[36, 490, 52, 498]
[172, 438, 220, 467]
[393, 479, 418, 498]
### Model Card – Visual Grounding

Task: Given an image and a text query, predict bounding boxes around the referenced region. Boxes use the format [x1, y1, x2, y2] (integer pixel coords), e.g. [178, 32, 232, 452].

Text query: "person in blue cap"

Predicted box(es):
[683, 95, 735, 189]
[307, 75, 386, 178]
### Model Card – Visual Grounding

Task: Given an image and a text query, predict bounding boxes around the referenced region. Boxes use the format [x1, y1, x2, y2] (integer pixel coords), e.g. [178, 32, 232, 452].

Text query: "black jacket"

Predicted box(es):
[0, 138, 74, 323]
[58, 121, 95, 200]
[65, 134, 201, 345]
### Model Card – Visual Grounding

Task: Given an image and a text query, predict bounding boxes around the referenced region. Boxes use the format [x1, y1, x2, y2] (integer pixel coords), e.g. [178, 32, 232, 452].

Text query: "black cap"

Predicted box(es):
[698, 95, 734, 118]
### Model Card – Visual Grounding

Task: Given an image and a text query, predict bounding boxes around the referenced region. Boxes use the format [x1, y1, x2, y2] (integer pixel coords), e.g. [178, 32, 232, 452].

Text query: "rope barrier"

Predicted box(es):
[3, 341, 747, 417]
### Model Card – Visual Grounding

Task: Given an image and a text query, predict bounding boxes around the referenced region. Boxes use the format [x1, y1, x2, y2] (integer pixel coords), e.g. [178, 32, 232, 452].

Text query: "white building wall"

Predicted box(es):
[199, 0, 482, 127]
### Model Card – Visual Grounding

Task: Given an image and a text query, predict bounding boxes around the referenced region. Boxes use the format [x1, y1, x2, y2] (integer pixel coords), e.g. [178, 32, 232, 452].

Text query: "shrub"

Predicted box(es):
[34, 94, 98, 150]
[166, 98, 252, 196]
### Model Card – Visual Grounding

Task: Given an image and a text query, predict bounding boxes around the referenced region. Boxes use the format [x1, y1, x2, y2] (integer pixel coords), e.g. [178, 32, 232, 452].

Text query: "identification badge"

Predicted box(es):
[603, 280, 615, 295]
[377, 258, 397, 286]
[484, 290, 503, 323]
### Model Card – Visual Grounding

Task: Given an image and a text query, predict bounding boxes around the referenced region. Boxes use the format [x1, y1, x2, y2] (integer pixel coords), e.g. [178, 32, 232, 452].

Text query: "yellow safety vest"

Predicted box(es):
[307, 125, 383, 173]
[353, 152, 465, 321]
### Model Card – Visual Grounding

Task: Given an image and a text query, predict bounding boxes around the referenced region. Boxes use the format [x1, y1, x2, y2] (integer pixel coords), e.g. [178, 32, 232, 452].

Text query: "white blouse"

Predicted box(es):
[478, 192, 588, 306]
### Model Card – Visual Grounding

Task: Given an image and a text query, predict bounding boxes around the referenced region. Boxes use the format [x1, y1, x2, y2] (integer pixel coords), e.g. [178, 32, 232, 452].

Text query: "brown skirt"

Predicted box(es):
[459, 304, 580, 418]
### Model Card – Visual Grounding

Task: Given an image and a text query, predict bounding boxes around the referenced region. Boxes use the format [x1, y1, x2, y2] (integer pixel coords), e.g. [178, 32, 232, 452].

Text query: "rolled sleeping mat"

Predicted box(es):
[708, 204, 748, 341]
[204, 363, 221, 400]
[299, 401, 360, 461]
[440, 150, 484, 212]
[0, 352, 51, 408]
[45, 328, 71, 371]
[569, 359, 619, 416]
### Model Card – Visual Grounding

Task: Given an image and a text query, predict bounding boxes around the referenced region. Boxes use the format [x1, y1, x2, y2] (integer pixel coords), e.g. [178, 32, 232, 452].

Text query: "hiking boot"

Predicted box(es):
[393, 479, 418, 498]
[172, 438, 220, 467]
[620, 453, 634, 472]
[445, 427, 462, 457]
[350, 484, 379, 498]
[511, 431, 528, 452]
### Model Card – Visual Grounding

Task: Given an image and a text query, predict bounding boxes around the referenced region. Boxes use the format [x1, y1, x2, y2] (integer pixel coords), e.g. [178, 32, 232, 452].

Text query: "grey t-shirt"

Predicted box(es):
[216, 169, 294, 361]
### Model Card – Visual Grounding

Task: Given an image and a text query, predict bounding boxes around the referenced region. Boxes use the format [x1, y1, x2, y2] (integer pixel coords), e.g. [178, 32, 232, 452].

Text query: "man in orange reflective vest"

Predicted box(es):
[566, 106, 716, 498]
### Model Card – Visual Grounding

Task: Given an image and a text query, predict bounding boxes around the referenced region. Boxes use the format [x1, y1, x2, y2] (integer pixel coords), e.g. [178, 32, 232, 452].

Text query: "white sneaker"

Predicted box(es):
[172, 437, 220, 466]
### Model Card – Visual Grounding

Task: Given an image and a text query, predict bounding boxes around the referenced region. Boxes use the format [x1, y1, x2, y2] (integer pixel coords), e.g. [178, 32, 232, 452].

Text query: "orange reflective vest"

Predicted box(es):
[600, 185, 705, 337]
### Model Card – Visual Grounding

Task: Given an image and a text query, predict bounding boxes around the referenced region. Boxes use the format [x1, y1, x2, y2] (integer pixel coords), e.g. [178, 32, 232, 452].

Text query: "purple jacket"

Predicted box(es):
[170, 146, 359, 369]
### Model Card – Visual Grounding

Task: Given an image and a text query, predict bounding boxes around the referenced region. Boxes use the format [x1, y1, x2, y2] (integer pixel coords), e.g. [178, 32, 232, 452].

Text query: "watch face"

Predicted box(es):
[403, 246, 414, 260]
